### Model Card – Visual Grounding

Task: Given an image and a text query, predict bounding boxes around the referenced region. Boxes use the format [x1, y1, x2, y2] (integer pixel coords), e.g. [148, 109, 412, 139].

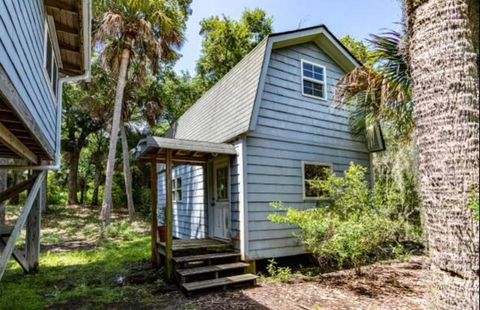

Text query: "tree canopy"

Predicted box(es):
[197, 8, 273, 89]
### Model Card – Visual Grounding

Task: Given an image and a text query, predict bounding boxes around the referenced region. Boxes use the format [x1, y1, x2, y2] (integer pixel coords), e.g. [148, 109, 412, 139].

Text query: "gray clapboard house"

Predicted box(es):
[136, 25, 383, 291]
[0, 0, 91, 280]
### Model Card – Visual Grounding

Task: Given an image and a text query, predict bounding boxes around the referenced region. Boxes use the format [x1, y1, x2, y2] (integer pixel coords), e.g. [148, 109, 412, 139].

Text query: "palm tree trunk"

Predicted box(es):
[100, 41, 131, 230]
[120, 124, 135, 220]
[68, 150, 80, 205]
[406, 0, 479, 308]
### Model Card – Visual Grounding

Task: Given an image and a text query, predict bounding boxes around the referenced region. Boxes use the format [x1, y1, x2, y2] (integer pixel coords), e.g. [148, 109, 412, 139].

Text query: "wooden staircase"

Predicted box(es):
[169, 241, 257, 294]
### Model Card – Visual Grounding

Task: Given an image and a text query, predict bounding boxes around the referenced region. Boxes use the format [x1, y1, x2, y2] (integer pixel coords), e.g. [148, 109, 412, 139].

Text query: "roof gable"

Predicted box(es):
[170, 25, 360, 143]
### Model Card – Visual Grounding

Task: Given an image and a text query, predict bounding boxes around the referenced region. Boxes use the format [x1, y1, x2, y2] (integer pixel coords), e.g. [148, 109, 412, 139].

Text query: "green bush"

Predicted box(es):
[47, 172, 68, 205]
[269, 163, 422, 271]
[262, 259, 293, 283]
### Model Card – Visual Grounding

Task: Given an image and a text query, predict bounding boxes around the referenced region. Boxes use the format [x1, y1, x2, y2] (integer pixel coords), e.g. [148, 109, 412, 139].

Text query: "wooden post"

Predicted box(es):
[165, 149, 174, 281]
[26, 177, 43, 273]
[150, 158, 160, 268]
[0, 171, 45, 280]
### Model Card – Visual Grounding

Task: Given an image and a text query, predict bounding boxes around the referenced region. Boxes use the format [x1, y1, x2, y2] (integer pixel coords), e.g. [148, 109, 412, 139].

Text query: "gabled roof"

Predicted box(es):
[169, 25, 360, 143]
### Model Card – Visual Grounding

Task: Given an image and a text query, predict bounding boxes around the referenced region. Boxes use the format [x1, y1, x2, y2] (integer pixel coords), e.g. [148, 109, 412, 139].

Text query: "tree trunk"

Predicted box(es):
[9, 172, 19, 205]
[79, 178, 86, 205]
[100, 41, 131, 230]
[92, 165, 101, 206]
[406, 0, 479, 308]
[0, 159, 7, 224]
[121, 124, 135, 220]
[68, 150, 80, 205]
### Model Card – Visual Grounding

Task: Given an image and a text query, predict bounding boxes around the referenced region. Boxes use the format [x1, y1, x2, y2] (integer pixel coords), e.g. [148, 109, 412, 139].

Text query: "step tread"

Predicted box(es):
[173, 252, 240, 263]
[182, 274, 257, 292]
[177, 262, 249, 277]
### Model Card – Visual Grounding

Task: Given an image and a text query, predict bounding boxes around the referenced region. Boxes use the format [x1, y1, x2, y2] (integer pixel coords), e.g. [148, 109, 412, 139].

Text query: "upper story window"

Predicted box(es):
[172, 177, 183, 202]
[44, 17, 60, 98]
[302, 161, 332, 200]
[301, 60, 326, 100]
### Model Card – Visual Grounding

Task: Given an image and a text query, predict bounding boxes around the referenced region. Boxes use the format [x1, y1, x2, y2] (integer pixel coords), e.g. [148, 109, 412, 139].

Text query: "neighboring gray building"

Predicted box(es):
[0, 0, 91, 281]
[156, 25, 381, 261]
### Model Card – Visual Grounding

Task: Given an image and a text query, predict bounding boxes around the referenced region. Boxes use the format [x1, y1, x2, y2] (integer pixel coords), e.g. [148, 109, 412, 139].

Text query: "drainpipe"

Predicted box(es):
[1, 0, 92, 171]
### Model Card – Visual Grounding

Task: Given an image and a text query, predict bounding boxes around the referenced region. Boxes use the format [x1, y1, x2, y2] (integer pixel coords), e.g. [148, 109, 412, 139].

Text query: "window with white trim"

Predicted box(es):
[44, 18, 59, 98]
[301, 60, 326, 100]
[302, 162, 332, 199]
[172, 177, 183, 202]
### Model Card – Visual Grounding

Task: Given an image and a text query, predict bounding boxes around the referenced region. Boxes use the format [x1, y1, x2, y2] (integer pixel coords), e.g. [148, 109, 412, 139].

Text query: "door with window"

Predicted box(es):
[212, 159, 230, 240]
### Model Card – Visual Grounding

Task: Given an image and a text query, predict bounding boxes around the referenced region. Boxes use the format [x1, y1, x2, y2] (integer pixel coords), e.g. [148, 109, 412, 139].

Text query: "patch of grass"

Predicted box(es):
[0, 204, 161, 310]
[0, 236, 152, 309]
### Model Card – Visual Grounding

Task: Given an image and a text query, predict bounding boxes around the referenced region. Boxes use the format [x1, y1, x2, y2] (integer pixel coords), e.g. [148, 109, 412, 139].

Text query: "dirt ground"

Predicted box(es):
[2, 204, 428, 310]
[179, 256, 428, 310]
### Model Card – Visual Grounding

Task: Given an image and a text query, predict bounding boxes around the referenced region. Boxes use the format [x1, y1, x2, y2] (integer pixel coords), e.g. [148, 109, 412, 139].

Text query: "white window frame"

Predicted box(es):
[301, 59, 327, 101]
[301, 161, 333, 201]
[172, 176, 183, 202]
[43, 16, 62, 100]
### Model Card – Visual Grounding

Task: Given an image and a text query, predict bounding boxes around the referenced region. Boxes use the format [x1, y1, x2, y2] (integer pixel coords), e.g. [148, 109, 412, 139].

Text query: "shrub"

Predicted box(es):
[269, 164, 422, 271]
[262, 259, 293, 283]
[106, 220, 137, 241]
[47, 172, 68, 205]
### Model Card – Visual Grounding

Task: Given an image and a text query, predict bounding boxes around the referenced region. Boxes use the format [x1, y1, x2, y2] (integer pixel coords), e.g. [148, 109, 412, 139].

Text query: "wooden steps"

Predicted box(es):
[182, 274, 257, 293]
[174, 252, 240, 264]
[177, 262, 249, 277]
[171, 249, 256, 294]
[160, 239, 234, 257]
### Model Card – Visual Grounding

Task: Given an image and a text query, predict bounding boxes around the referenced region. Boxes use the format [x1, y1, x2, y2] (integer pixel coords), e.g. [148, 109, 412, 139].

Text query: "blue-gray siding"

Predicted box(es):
[158, 165, 207, 239]
[245, 42, 370, 259]
[0, 0, 56, 151]
[230, 141, 242, 251]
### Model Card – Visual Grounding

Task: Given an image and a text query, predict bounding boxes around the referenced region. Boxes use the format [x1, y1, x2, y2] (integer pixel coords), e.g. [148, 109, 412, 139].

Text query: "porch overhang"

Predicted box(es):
[134, 136, 237, 164]
[135, 136, 237, 281]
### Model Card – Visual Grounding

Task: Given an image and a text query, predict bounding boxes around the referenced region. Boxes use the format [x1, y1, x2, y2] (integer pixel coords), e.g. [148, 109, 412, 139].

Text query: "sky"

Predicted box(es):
[174, 0, 404, 73]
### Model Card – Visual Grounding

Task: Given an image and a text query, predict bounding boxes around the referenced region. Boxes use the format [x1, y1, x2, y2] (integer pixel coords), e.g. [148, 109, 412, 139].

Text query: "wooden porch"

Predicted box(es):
[158, 238, 234, 258]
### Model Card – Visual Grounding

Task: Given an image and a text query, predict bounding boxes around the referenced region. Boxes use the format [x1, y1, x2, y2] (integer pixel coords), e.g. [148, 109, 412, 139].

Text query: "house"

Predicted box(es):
[135, 25, 383, 292]
[0, 0, 92, 280]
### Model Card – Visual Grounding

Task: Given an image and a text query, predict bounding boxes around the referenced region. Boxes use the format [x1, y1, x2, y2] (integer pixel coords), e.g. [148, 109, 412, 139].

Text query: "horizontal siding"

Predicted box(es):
[230, 147, 241, 251]
[246, 42, 369, 259]
[158, 165, 207, 239]
[0, 0, 56, 150]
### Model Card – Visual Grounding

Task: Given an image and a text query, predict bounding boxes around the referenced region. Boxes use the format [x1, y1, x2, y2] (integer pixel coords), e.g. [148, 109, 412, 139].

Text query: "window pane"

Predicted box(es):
[313, 82, 324, 98]
[46, 36, 53, 81]
[304, 163, 331, 198]
[177, 189, 182, 201]
[216, 167, 228, 200]
[52, 61, 58, 96]
[313, 66, 324, 81]
[303, 62, 312, 71]
[303, 80, 325, 98]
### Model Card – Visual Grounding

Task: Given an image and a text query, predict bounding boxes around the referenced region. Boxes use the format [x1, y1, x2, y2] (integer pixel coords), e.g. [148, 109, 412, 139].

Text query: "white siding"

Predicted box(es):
[246, 42, 370, 259]
[158, 165, 207, 239]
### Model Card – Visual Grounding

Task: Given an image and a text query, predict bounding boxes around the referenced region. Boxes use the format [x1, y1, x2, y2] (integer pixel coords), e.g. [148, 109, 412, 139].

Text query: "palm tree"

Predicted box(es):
[94, 0, 190, 229]
[336, 30, 413, 143]
[405, 0, 479, 308]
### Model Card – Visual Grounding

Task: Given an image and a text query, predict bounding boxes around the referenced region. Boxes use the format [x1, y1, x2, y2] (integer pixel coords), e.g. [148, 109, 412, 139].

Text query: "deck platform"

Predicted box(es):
[158, 238, 234, 257]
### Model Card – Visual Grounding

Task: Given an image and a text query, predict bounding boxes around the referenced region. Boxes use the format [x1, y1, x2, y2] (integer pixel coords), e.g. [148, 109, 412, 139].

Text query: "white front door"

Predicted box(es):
[212, 160, 230, 240]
